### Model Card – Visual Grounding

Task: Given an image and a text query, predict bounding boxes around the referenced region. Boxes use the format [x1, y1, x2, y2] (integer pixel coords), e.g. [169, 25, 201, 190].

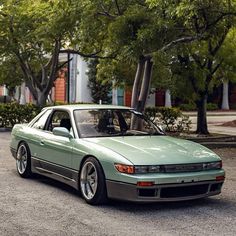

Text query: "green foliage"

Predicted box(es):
[216, 28, 236, 84]
[179, 103, 196, 111]
[87, 59, 112, 104]
[78, 0, 180, 89]
[145, 107, 192, 132]
[0, 103, 41, 127]
[0, 56, 23, 89]
[206, 103, 218, 111]
[179, 103, 218, 111]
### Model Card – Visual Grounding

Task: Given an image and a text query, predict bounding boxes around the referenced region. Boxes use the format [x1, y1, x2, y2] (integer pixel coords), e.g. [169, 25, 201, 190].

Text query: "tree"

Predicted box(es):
[87, 59, 112, 104]
[79, 0, 236, 128]
[148, 0, 236, 134]
[0, 0, 81, 107]
[78, 0, 201, 113]
[216, 28, 236, 110]
[0, 55, 23, 96]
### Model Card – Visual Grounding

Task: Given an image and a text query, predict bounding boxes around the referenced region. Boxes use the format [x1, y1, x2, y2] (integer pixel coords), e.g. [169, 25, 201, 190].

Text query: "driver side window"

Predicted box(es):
[47, 111, 73, 135]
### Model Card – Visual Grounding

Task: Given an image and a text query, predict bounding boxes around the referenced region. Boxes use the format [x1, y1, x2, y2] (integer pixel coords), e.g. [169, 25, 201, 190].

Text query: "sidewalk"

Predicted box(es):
[186, 111, 236, 136]
[183, 110, 236, 116]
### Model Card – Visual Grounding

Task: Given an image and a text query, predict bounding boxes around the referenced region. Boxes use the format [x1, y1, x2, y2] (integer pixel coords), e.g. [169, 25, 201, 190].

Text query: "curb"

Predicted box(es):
[0, 128, 12, 132]
[199, 142, 236, 149]
[187, 136, 236, 143]
[186, 136, 236, 149]
[183, 111, 236, 117]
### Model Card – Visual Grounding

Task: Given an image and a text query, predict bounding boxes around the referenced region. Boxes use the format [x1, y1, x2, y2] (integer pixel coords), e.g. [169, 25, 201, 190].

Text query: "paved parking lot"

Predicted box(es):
[0, 132, 236, 236]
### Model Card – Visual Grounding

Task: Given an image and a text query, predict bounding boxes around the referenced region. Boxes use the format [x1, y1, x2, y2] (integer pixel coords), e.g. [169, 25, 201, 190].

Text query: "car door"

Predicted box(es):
[38, 110, 74, 170]
[29, 109, 77, 187]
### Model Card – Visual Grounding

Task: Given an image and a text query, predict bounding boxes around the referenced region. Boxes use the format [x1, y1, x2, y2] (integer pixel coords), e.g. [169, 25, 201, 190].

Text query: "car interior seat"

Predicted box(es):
[60, 118, 71, 131]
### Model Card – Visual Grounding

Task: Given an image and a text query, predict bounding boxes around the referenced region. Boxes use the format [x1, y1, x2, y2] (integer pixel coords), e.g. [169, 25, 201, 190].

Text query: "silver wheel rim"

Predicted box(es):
[16, 145, 27, 174]
[80, 161, 98, 200]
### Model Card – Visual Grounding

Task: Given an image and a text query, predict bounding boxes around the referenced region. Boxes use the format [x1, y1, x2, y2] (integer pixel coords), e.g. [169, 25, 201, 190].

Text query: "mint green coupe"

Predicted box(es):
[10, 105, 225, 204]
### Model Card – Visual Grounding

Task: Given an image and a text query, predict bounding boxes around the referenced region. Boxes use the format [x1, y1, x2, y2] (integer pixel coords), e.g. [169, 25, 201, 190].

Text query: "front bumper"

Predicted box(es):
[106, 179, 224, 202]
[10, 147, 17, 159]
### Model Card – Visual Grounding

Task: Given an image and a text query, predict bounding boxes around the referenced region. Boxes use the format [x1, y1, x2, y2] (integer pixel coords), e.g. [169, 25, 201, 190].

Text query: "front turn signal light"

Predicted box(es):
[115, 164, 134, 174]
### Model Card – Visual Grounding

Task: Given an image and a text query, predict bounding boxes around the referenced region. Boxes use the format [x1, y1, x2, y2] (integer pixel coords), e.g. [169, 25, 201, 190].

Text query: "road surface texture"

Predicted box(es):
[0, 132, 235, 236]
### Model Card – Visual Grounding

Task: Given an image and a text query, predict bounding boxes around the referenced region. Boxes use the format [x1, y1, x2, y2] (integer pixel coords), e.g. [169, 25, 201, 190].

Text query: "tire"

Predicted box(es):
[16, 142, 32, 178]
[79, 157, 107, 205]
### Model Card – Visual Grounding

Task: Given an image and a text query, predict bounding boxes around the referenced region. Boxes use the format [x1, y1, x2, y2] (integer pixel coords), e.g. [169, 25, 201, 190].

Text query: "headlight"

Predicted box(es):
[203, 161, 222, 170]
[115, 164, 161, 174]
[135, 165, 161, 173]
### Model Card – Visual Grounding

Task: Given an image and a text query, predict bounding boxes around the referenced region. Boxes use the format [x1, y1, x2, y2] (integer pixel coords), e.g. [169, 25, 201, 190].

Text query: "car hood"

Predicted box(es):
[85, 135, 221, 165]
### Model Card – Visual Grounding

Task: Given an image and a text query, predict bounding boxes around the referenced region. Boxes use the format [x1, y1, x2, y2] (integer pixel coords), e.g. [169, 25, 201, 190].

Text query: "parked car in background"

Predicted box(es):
[10, 105, 225, 205]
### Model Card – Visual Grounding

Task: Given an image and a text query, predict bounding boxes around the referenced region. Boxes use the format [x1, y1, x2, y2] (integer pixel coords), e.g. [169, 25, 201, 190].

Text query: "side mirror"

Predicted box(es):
[53, 127, 73, 139]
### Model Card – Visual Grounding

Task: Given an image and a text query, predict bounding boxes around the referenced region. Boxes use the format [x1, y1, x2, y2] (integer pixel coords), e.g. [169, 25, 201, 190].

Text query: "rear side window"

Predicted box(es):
[32, 110, 52, 130]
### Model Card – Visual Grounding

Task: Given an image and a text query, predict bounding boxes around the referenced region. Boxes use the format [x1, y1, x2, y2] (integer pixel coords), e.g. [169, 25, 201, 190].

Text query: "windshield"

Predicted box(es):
[74, 109, 164, 138]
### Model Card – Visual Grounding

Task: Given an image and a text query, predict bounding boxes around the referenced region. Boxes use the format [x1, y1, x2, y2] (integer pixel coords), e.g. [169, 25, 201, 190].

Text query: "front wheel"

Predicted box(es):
[16, 143, 32, 178]
[80, 157, 107, 205]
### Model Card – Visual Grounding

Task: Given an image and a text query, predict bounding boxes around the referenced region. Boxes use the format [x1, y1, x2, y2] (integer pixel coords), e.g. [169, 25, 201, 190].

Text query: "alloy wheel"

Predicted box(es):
[16, 144, 28, 175]
[80, 161, 98, 200]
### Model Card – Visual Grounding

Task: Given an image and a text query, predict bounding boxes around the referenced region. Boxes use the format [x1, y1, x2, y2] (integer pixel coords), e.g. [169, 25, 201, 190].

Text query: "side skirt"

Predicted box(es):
[31, 157, 79, 190]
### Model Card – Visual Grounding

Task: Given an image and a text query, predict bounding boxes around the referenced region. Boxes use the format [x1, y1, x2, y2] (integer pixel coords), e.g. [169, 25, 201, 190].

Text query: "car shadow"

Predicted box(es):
[17, 171, 234, 213]
[14, 171, 80, 197]
[105, 197, 232, 212]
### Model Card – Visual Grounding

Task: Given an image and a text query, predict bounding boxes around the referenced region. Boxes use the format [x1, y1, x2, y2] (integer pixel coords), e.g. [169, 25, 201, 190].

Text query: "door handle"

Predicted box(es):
[40, 141, 45, 146]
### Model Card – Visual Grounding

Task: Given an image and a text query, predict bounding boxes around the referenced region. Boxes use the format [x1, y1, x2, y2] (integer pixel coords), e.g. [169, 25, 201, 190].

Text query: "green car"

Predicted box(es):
[10, 105, 225, 205]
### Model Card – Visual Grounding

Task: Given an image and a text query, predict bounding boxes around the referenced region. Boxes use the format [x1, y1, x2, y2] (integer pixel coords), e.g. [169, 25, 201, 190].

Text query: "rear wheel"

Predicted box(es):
[16, 143, 32, 178]
[80, 157, 107, 205]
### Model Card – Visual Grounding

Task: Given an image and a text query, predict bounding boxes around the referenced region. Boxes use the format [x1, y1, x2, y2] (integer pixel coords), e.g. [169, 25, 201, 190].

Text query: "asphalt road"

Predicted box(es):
[0, 132, 236, 236]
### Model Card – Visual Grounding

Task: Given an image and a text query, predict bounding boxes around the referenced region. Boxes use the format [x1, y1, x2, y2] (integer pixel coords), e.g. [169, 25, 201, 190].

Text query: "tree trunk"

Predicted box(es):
[196, 94, 209, 134]
[112, 80, 118, 105]
[165, 89, 172, 107]
[19, 82, 26, 105]
[16, 40, 61, 108]
[131, 56, 153, 130]
[136, 57, 153, 112]
[221, 80, 229, 110]
[131, 56, 145, 108]
[37, 91, 47, 108]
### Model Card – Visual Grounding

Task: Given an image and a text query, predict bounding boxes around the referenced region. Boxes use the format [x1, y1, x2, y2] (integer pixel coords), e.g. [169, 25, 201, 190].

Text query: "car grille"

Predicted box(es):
[162, 163, 204, 173]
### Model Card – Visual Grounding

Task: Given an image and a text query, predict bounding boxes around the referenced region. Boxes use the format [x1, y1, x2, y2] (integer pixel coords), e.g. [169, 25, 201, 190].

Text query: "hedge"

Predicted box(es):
[145, 106, 192, 133]
[0, 103, 41, 128]
[179, 102, 218, 111]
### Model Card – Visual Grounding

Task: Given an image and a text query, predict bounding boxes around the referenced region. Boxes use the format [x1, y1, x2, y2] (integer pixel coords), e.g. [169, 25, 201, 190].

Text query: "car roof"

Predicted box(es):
[43, 104, 133, 111]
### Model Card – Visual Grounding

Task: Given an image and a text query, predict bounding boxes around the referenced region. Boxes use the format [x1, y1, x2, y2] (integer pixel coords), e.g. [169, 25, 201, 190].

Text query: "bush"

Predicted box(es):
[179, 102, 218, 111]
[145, 106, 192, 133]
[179, 103, 196, 111]
[0, 103, 41, 128]
[206, 103, 218, 111]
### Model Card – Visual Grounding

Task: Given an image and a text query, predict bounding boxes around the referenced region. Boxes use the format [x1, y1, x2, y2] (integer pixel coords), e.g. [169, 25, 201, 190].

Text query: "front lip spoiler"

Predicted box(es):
[106, 179, 224, 202]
